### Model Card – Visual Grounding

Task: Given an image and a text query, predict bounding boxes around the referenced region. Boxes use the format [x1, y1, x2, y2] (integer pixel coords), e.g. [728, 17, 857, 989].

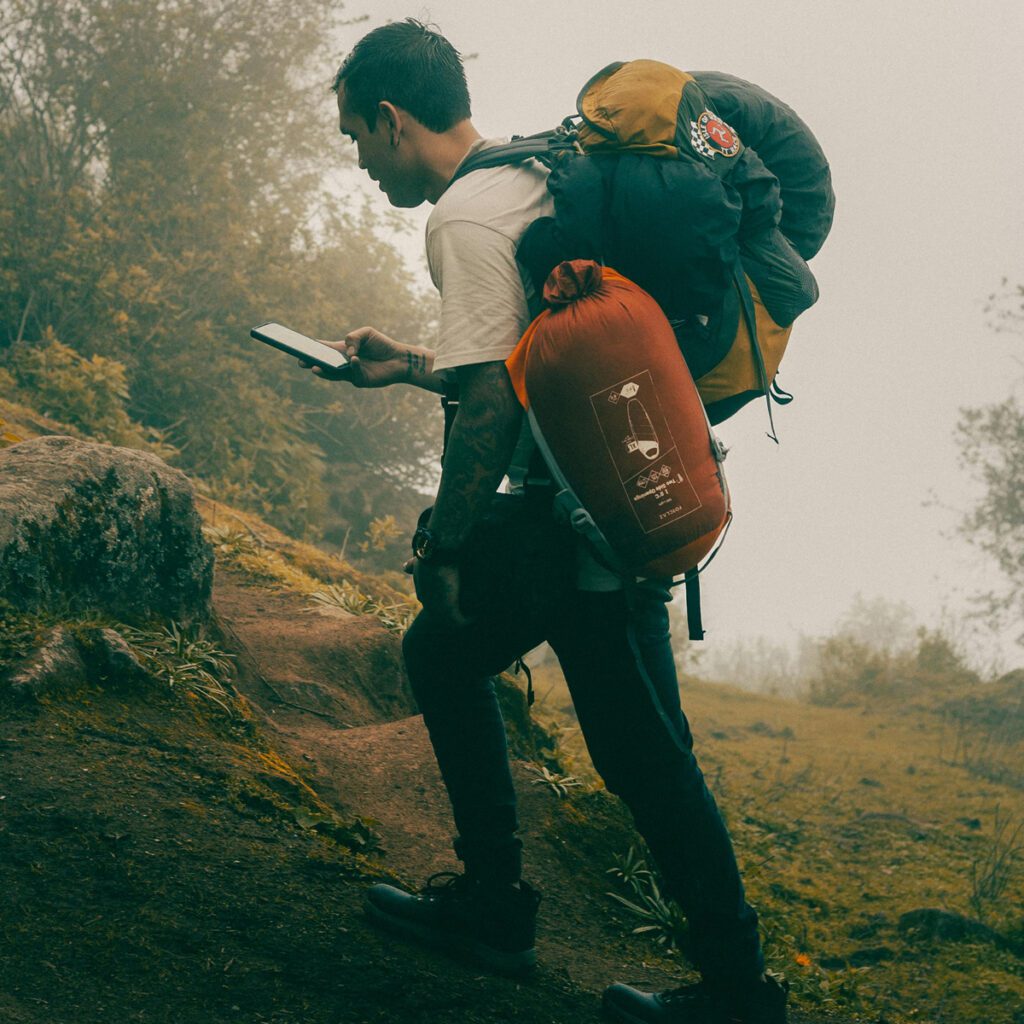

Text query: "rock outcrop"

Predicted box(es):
[0, 436, 212, 623]
[3, 626, 87, 697]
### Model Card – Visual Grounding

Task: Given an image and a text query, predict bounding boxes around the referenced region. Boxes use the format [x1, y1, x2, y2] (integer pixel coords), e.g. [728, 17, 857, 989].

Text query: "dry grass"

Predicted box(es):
[527, 658, 1024, 1023]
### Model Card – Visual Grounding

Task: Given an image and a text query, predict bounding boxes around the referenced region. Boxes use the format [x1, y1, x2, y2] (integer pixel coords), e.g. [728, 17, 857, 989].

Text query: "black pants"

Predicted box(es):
[401, 495, 764, 984]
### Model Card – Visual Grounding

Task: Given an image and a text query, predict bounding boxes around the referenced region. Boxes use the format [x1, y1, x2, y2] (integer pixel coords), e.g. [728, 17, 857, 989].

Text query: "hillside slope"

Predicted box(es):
[0, 564, 825, 1024]
[1, 421, 1020, 1023]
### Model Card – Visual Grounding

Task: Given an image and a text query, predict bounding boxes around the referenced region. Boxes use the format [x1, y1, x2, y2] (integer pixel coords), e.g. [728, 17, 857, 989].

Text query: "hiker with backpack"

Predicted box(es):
[306, 18, 832, 1024]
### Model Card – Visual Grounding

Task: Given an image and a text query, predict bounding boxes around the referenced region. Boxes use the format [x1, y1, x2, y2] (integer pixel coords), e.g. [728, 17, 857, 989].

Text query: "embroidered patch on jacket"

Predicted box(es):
[689, 111, 741, 159]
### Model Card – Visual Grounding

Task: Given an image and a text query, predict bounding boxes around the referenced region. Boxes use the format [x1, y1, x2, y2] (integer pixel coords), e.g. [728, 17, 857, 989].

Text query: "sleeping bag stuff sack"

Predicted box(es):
[506, 259, 730, 579]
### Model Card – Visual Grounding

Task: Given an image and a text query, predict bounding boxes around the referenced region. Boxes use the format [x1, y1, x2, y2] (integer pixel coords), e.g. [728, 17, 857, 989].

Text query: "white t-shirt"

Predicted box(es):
[426, 139, 622, 592]
[426, 139, 552, 371]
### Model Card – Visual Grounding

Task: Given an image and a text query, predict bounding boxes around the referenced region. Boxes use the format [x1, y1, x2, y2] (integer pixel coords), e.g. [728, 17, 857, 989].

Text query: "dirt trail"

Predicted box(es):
[216, 573, 686, 997]
[0, 573, 836, 1023]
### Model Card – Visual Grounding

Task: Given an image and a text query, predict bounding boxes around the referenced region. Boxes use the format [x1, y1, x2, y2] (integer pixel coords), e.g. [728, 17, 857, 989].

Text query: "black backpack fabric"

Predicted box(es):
[449, 62, 834, 425]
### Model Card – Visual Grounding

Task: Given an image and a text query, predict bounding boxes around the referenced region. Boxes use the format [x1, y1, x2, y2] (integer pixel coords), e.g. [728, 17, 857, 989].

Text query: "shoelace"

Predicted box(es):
[419, 872, 531, 903]
[419, 871, 472, 897]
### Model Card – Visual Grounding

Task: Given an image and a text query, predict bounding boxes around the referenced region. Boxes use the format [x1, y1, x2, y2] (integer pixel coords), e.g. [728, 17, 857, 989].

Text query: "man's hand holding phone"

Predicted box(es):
[252, 320, 440, 393]
[304, 327, 423, 389]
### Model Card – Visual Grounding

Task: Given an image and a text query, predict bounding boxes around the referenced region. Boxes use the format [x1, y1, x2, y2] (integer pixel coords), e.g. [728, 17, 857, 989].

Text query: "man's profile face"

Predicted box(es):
[336, 87, 424, 208]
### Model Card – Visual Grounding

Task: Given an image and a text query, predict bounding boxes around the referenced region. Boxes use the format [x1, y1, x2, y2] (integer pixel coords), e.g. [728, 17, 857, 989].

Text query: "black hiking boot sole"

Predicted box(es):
[363, 889, 538, 977]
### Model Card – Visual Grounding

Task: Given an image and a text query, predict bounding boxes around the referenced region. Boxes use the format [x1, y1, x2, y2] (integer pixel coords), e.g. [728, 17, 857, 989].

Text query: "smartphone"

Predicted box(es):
[250, 322, 349, 372]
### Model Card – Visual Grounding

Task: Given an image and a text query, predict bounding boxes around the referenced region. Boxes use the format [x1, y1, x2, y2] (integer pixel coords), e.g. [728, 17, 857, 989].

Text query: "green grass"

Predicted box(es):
[527, 660, 1024, 1023]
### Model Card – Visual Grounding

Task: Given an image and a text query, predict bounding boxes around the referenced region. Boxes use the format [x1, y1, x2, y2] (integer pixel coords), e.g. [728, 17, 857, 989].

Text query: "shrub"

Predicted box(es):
[6, 336, 161, 452]
[807, 626, 979, 706]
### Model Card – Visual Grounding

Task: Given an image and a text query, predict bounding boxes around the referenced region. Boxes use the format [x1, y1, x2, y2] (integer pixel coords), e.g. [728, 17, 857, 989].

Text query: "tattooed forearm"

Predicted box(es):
[428, 361, 523, 550]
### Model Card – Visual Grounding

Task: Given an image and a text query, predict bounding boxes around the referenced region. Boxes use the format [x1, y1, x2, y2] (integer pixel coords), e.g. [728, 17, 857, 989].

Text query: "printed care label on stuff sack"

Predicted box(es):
[590, 370, 702, 534]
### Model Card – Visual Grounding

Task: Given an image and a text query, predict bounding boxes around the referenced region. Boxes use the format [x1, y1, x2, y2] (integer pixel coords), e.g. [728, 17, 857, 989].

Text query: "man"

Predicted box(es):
[313, 19, 787, 1024]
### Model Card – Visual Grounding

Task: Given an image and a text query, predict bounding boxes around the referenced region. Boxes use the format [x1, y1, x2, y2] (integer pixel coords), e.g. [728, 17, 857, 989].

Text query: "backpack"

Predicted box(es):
[451, 60, 835, 434]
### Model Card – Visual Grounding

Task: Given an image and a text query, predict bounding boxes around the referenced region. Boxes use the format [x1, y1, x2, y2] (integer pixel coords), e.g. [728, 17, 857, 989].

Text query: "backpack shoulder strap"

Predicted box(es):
[446, 126, 580, 190]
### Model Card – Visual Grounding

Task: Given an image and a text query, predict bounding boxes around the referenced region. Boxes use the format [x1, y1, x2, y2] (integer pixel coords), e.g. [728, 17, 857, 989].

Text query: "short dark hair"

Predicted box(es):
[331, 19, 471, 133]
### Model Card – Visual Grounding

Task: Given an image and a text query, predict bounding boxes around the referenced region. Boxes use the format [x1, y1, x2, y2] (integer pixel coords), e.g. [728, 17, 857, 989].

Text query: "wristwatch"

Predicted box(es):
[411, 525, 461, 565]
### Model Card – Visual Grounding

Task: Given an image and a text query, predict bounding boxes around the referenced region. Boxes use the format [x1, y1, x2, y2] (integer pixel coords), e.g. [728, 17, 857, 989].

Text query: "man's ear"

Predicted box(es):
[378, 101, 403, 145]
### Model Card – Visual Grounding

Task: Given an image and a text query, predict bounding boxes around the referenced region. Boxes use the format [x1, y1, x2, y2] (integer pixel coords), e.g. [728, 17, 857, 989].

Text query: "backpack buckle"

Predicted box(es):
[556, 118, 584, 154]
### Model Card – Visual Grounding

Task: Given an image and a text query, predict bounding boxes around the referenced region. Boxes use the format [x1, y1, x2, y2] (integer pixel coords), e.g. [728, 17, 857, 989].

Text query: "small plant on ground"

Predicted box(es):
[203, 524, 265, 559]
[969, 807, 1023, 923]
[527, 763, 582, 798]
[310, 581, 416, 635]
[0, 415, 22, 447]
[120, 622, 236, 715]
[606, 844, 689, 952]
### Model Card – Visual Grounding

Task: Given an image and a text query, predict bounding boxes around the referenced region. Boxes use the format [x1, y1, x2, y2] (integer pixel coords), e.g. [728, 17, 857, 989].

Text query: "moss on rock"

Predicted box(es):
[0, 436, 213, 624]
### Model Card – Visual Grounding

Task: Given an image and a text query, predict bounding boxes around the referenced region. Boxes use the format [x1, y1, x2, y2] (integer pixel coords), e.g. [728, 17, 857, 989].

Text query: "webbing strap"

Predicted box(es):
[732, 262, 779, 444]
[770, 377, 794, 405]
[666, 511, 732, 640]
[447, 132, 579, 190]
[440, 393, 459, 467]
[684, 570, 704, 641]
[514, 656, 535, 707]
[525, 407, 627, 576]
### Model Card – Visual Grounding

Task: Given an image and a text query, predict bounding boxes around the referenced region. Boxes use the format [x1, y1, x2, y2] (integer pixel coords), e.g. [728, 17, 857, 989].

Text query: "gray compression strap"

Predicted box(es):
[525, 406, 627, 577]
[684, 570, 704, 641]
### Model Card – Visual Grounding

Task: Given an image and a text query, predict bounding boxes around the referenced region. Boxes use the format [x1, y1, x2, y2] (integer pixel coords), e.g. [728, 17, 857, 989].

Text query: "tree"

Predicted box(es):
[832, 593, 918, 657]
[956, 283, 1024, 644]
[0, 0, 440, 543]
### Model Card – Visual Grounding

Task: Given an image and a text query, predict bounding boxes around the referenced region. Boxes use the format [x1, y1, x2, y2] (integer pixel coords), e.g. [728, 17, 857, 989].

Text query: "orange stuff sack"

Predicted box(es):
[507, 260, 730, 578]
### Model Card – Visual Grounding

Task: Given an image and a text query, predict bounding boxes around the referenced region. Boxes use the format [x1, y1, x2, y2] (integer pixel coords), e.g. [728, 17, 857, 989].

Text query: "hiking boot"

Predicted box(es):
[602, 972, 789, 1024]
[364, 871, 542, 976]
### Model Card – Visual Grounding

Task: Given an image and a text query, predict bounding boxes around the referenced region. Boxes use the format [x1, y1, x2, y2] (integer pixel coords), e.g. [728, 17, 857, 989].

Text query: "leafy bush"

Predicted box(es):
[955, 283, 1024, 646]
[6, 336, 154, 448]
[0, 599, 50, 670]
[807, 626, 980, 706]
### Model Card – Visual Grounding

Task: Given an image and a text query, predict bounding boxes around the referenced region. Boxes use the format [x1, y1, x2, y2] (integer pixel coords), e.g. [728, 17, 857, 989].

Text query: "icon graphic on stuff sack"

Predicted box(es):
[624, 399, 660, 460]
[608, 381, 640, 404]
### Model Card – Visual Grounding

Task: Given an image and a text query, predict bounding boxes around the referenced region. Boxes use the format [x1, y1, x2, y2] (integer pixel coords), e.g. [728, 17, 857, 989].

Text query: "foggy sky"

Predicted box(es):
[328, 0, 1024, 667]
